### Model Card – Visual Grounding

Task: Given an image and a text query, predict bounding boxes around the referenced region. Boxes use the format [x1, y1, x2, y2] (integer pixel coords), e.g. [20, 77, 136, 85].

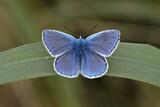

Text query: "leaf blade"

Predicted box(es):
[0, 42, 159, 86]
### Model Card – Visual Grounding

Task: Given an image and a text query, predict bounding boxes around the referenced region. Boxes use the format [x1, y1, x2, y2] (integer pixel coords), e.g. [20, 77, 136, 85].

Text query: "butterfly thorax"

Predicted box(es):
[74, 39, 87, 54]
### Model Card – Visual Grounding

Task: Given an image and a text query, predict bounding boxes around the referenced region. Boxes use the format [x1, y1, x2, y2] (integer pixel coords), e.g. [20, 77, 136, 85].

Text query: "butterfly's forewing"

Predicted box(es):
[86, 30, 120, 57]
[54, 49, 80, 78]
[42, 29, 76, 57]
[81, 49, 108, 79]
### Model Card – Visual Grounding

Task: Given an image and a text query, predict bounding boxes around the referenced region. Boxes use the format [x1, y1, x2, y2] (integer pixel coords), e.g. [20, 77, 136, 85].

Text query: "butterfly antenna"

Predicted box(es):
[63, 26, 76, 35]
[83, 24, 98, 37]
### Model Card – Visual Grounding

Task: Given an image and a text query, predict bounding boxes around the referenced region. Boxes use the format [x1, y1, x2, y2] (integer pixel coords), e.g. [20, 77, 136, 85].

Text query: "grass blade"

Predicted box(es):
[0, 42, 159, 86]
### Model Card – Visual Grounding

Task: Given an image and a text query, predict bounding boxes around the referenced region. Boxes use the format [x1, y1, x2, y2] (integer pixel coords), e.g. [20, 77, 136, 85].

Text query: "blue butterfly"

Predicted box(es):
[42, 29, 120, 79]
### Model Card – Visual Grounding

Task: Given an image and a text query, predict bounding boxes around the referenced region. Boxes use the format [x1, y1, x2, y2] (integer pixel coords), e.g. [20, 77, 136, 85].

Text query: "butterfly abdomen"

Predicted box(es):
[74, 38, 88, 63]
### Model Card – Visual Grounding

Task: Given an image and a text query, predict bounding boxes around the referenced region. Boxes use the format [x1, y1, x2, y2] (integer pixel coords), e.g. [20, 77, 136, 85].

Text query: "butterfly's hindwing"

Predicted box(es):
[81, 49, 108, 79]
[54, 49, 80, 78]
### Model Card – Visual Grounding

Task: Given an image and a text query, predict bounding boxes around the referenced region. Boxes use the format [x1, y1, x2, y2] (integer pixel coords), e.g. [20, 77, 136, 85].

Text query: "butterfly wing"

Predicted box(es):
[54, 49, 80, 78]
[86, 29, 120, 57]
[42, 29, 76, 57]
[81, 49, 108, 79]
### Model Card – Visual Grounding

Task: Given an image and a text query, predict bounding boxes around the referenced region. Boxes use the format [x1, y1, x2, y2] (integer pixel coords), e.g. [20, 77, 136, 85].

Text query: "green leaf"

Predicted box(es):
[0, 42, 159, 86]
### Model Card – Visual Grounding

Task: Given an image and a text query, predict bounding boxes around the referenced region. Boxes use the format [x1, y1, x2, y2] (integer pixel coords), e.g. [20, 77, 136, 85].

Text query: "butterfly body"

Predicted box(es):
[74, 38, 87, 51]
[73, 39, 86, 64]
[42, 29, 120, 79]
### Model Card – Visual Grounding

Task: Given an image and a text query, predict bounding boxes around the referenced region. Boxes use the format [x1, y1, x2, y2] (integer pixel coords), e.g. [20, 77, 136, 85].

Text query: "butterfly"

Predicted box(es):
[42, 29, 120, 79]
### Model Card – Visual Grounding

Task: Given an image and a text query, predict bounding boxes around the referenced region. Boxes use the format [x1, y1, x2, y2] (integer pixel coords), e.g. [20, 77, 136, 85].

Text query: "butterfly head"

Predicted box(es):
[79, 35, 82, 39]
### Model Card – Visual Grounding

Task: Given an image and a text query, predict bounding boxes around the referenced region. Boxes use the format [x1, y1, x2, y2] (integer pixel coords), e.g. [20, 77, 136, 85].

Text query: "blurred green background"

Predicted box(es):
[0, 0, 160, 107]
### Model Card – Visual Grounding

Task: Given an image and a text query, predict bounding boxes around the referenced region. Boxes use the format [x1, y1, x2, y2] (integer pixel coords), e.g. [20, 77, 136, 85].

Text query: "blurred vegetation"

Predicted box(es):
[0, 0, 160, 107]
